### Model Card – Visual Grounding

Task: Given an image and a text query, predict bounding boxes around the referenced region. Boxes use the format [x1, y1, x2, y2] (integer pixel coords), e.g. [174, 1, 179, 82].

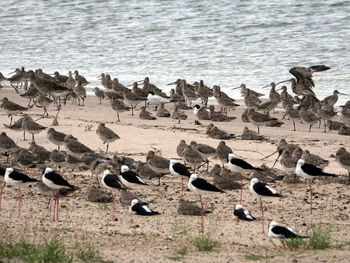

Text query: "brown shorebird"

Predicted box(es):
[241, 127, 264, 140]
[132, 82, 148, 99]
[73, 81, 87, 106]
[300, 107, 320, 132]
[13, 149, 36, 169]
[182, 145, 206, 172]
[322, 90, 346, 108]
[285, 106, 300, 131]
[233, 84, 264, 98]
[22, 116, 46, 142]
[195, 80, 213, 106]
[139, 106, 156, 120]
[316, 104, 337, 132]
[243, 89, 261, 109]
[206, 123, 233, 140]
[66, 71, 76, 90]
[105, 91, 123, 101]
[256, 100, 279, 116]
[49, 150, 66, 168]
[96, 123, 120, 153]
[190, 141, 216, 171]
[193, 104, 210, 120]
[171, 103, 187, 123]
[111, 99, 130, 122]
[213, 85, 238, 113]
[143, 77, 168, 98]
[280, 148, 303, 172]
[146, 151, 170, 185]
[181, 80, 198, 107]
[208, 105, 236, 122]
[335, 147, 350, 181]
[247, 109, 281, 134]
[266, 82, 281, 104]
[167, 79, 183, 95]
[326, 120, 343, 131]
[278, 86, 296, 112]
[98, 73, 107, 89]
[3, 116, 31, 141]
[156, 102, 170, 117]
[63, 135, 93, 158]
[0, 132, 20, 158]
[123, 89, 144, 115]
[216, 141, 233, 167]
[177, 140, 187, 160]
[170, 88, 184, 102]
[47, 128, 67, 151]
[0, 97, 29, 125]
[29, 141, 50, 163]
[340, 101, 350, 126]
[301, 150, 329, 168]
[54, 71, 68, 85]
[37, 94, 53, 117]
[74, 70, 89, 86]
[92, 87, 105, 104]
[112, 78, 127, 93]
[20, 84, 39, 106]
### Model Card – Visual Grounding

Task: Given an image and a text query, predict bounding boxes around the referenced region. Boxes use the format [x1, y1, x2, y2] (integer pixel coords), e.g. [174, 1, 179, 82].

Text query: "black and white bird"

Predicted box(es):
[101, 169, 124, 220]
[188, 174, 224, 228]
[129, 199, 160, 216]
[249, 178, 281, 233]
[233, 204, 256, 221]
[268, 221, 308, 239]
[120, 165, 148, 223]
[41, 167, 78, 222]
[227, 153, 262, 205]
[295, 159, 336, 215]
[4, 167, 38, 217]
[169, 159, 191, 199]
[0, 165, 5, 210]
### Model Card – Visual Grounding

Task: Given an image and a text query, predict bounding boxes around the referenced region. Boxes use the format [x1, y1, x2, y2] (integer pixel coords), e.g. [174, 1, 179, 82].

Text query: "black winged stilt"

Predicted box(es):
[249, 178, 281, 233]
[41, 167, 78, 221]
[268, 221, 308, 239]
[169, 160, 191, 199]
[227, 153, 262, 205]
[233, 204, 256, 221]
[130, 199, 160, 216]
[188, 174, 224, 228]
[4, 167, 38, 217]
[101, 169, 124, 220]
[295, 159, 336, 215]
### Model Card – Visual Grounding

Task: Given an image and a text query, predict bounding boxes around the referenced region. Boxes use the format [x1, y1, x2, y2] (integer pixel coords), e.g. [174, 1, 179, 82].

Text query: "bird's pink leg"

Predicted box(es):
[110, 190, 115, 220]
[52, 190, 56, 222]
[56, 191, 59, 221]
[0, 183, 2, 210]
[181, 178, 184, 199]
[309, 180, 313, 215]
[18, 188, 21, 218]
[260, 197, 264, 234]
[240, 174, 243, 205]
[128, 189, 133, 224]
[200, 195, 204, 229]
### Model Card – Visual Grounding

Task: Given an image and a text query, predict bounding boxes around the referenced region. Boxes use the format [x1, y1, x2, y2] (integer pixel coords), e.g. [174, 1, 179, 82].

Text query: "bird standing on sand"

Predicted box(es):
[21, 116, 46, 143]
[249, 178, 281, 233]
[4, 167, 38, 218]
[335, 147, 350, 182]
[216, 141, 232, 167]
[228, 153, 262, 205]
[188, 174, 224, 228]
[47, 128, 67, 151]
[101, 169, 124, 220]
[146, 151, 170, 185]
[295, 159, 336, 214]
[169, 160, 191, 199]
[111, 99, 130, 122]
[96, 123, 120, 153]
[0, 97, 28, 125]
[42, 167, 78, 222]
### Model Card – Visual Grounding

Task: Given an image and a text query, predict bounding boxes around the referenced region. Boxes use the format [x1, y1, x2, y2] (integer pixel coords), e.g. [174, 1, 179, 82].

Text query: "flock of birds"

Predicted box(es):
[1, 64, 350, 241]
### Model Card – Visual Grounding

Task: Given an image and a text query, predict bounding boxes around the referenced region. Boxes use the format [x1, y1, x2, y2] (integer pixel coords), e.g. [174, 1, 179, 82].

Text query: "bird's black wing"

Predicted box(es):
[192, 178, 224, 193]
[271, 226, 298, 238]
[0, 166, 5, 176]
[230, 158, 262, 170]
[234, 208, 246, 220]
[10, 170, 38, 183]
[309, 65, 331, 72]
[122, 171, 147, 185]
[173, 162, 191, 177]
[104, 174, 124, 189]
[302, 163, 335, 177]
[45, 171, 74, 188]
[253, 182, 279, 196]
[132, 203, 159, 216]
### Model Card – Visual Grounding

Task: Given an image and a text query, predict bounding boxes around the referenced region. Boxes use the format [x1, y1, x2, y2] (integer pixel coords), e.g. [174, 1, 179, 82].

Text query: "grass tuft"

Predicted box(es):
[306, 224, 331, 250]
[244, 252, 270, 261]
[192, 229, 218, 252]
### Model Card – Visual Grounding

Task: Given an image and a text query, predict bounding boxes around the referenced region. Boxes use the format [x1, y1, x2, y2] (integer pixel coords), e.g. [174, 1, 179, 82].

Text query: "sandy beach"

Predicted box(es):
[1, 88, 350, 263]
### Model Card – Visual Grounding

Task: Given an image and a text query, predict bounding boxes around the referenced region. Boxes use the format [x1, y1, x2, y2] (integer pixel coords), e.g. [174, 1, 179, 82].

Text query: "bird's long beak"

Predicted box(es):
[135, 80, 144, 83]
[339, 92, 347, 95]
[167, 81, 177, 85]
[261, 84, 272, 89]
[231, 86, 241, 90]
[8, 70, 16, 75]
[275, 79, 291, 86]
[276, 87, 283, 91]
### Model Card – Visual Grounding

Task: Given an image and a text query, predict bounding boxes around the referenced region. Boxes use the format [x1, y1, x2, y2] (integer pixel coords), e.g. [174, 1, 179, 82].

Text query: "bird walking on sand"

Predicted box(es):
[295, 159, 336, 214]
[228, 153, 262, 205]
[4, 168, 38, 217]
[101, 169, 124, 220]
[188, 174, 224, 228]
[42, 167, 78, 222]
[249, 178, 281, 233]
[96, 123, 120, 153]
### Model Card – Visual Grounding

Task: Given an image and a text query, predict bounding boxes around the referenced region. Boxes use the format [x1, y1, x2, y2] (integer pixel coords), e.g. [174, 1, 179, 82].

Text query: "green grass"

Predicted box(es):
[244, 252, 270, 261]
[192, 230, 218, 252]
[281, 237, 308, 250]
[0, 237, 112, 263]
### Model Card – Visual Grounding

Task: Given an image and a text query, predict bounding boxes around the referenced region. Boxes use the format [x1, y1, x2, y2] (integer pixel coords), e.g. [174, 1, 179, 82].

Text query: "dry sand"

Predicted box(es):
[1, 88, 350, 262]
